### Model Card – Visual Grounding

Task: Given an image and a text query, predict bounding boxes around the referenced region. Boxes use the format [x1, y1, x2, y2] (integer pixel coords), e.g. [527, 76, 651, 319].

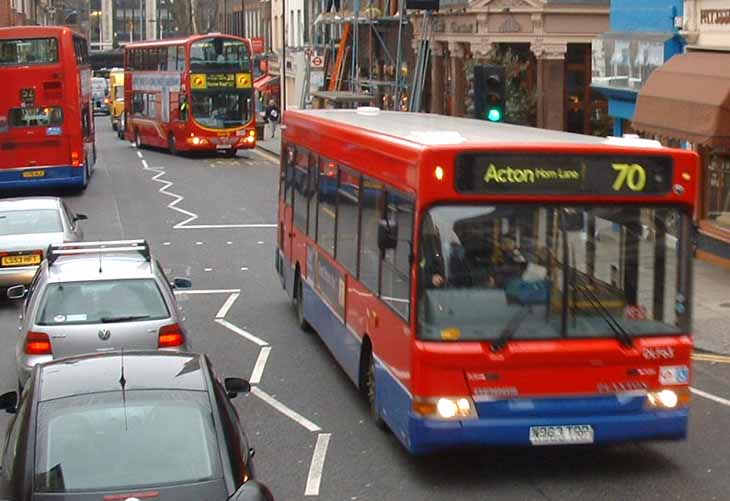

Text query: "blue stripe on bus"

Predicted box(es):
[0, 166, 85, 190]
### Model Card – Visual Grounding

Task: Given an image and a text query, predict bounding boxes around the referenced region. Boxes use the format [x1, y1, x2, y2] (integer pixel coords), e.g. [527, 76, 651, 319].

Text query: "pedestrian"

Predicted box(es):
[264, 99, 280, 139]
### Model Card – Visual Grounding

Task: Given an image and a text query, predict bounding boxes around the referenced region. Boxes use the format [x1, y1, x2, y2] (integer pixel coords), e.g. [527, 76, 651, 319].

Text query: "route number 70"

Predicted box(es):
[612, 163, 647, 192]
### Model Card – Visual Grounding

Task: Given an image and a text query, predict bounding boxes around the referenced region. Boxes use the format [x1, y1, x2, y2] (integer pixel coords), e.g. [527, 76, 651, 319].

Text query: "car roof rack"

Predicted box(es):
[46, 240, 151, 266]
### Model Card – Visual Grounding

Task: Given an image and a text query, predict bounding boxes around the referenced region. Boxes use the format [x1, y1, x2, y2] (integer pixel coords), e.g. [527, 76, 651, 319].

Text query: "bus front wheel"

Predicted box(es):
[364, 347, 386, 430]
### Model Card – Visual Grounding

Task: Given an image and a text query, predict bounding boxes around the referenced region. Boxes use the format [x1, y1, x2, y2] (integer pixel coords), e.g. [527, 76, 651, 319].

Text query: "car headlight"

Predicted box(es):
[413, 396, 477, 420]
[645, 387, 691, 409]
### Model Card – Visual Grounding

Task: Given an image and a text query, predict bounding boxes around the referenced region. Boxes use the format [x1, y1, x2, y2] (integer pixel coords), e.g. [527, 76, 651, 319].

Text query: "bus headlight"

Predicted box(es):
[413, 397, 477, 420]
[645, 388, 691, 409]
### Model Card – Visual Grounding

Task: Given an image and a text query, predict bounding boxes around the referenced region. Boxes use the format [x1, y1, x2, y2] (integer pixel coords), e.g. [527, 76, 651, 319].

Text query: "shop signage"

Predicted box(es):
[251, 37, 265, 53]
[700, 9, 730, 25]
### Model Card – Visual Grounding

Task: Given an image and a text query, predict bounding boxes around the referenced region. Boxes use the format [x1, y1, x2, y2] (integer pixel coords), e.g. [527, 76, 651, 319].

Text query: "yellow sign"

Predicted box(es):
[22, 170, 45, 178]
[206, 73, 235, 88]
[191, 74, 207, 89]
[2, 254, 41, 267]
[236, 72, 252, 89]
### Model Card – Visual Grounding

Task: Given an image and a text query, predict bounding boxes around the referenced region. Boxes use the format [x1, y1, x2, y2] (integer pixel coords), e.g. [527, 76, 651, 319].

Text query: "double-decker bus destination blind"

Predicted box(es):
[455, 153, 674, 195]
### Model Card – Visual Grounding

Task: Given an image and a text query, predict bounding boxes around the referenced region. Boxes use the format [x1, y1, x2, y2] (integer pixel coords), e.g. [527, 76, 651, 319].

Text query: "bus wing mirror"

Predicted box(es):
[560, 209, 583, 232]
[378, 219, 398, 250]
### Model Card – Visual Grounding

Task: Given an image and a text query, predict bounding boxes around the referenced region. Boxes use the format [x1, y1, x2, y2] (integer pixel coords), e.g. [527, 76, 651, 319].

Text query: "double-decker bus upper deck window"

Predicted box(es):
[167, 47, 177, 71]
[176, 46, 185, 71]
[417, 204, 689, 342]
[190, 38, 250, 72]
[0, 38, 58, 65]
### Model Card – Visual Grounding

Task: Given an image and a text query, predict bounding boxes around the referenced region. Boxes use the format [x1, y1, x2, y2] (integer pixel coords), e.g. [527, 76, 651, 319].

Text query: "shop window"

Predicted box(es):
[707, 155, 730, 230]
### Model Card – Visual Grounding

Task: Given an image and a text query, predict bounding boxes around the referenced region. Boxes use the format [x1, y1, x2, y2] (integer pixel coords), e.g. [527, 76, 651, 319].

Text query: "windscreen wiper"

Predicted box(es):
[572, 278, 633, 347]
[100, 315, 151, 323]
[491, 307, 532, 352]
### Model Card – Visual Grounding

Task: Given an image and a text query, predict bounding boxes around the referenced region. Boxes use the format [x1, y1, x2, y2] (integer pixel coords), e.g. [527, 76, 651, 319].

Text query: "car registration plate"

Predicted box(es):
[216, 144, 231, 150]
[22, 170, 45, 178]
[529, 425, 594, 446]
[1, 254, 41, 267]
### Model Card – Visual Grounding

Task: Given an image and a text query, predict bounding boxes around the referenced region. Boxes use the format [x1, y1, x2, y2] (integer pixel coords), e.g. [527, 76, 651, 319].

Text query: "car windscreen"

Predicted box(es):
[37, 279, 170, 326]
[0, 209, 62, 235]
[35, 390, 223, 492]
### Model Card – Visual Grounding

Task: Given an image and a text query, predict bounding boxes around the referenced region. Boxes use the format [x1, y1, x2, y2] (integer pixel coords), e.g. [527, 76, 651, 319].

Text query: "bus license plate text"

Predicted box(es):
[529, 425, 594, 446]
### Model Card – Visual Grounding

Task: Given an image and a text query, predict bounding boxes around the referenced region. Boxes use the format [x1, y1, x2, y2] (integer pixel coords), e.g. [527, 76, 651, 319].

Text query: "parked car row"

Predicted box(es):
[0, 197, 274, 501]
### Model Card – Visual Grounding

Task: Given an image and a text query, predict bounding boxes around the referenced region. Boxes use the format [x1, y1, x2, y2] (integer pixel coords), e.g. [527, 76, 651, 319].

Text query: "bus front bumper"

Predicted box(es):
[407, 409, 688, 454]
[0, 166, 85, 190]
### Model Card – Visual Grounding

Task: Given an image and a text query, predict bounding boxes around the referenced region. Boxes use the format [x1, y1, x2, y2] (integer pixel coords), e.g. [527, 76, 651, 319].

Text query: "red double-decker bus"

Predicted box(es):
[277, 109, 699, 454]
[123, 34, 256, 156]
[0, 26, 95, 191]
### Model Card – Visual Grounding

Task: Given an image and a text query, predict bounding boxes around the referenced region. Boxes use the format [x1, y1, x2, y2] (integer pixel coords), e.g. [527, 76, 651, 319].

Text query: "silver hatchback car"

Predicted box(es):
[9, 240, 192, 387]
[0, 197, 86, 292]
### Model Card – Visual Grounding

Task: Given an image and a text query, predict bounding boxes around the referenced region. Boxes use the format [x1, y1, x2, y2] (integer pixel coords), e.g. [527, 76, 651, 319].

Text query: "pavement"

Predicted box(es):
[256, 128, 730, 356]
[0, 118, 727, 501]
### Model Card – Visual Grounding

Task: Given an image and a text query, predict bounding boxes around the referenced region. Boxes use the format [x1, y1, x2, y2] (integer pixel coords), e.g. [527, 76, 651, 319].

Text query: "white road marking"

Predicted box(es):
[204, 267, 213, 272]
[251, 387, 322, 432]
[227, 241, 233, 245]
[136, 150, 143, 158]
[249, 346, 272, 384]
[141, 159, 149, 169]
[691, 387, 730, 407]
[240, 267, 248, 271]
[257, 241, 264, 244]
[195, 241, 204, 245]
[215, 318, 269, 347]
[215, 293, 240, 319]
[174, 289, 241, 295]
[177, 223, 277, 229]
[162, 242, 171, 246]
[305, 433, 332, 496]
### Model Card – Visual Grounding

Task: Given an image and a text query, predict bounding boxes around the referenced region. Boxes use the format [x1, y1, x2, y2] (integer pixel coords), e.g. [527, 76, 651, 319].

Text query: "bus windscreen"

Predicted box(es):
[455, 153, 674, 196]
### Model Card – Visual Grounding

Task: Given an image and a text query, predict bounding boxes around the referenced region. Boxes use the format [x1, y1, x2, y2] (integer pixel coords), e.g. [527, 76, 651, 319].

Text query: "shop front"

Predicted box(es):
[633, 50, 730, 265]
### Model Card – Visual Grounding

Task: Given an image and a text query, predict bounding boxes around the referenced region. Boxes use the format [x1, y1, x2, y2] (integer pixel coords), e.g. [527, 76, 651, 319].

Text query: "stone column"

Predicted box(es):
[429, 42, 445, 115]
[448, 42, 467, 117]
[532, 41, 568, 131]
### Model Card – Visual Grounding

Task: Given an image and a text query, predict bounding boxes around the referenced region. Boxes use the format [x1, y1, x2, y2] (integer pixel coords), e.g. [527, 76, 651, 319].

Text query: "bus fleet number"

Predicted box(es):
[612, 163, 647, 192]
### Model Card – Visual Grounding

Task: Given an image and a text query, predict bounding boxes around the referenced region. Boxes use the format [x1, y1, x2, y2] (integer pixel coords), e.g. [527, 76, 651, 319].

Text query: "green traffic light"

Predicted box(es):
[487, 108, 503, 122]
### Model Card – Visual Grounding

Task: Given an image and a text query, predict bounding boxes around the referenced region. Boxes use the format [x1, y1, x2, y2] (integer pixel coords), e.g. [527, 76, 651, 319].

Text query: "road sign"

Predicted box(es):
[311, 55, 324, 68]
[304, 47, 314, 58]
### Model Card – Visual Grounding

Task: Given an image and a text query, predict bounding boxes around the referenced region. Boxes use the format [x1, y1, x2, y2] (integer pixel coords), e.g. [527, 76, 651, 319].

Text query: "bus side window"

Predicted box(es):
[283, 145, 296, 207]
[318, 158, 337, 257]
[336, 166, 361, 275]
[381, 191, 414, 318]
[359, 176, 385, 294]
[307, 154, 319, 240]
[293, 149, 309, 233]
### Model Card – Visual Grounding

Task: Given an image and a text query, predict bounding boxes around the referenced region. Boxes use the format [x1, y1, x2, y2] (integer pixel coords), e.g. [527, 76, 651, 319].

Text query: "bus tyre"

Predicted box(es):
[295, 276, 312, 332]
[168, 134, 178, 156]
[134, 129, 142, 149]
[365, 350, 387, 430]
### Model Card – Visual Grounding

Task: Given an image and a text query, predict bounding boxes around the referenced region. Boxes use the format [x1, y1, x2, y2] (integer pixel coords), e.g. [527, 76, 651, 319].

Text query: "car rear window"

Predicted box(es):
[35, 390, 223, 492]
[37, 279, 170, 326]
[0, 209, 62, 236]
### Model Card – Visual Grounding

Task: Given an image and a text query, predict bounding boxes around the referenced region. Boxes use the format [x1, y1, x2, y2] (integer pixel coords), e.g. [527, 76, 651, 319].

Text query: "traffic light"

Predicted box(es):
[473, 65, 506, 122]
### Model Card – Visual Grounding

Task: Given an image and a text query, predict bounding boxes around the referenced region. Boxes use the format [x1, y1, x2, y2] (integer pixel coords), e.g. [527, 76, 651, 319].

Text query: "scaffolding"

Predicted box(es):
[311, 1, 412, 110]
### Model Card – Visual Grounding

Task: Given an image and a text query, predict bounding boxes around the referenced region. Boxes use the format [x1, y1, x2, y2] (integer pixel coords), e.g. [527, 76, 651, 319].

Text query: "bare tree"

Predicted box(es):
[171, 0, 220, 36]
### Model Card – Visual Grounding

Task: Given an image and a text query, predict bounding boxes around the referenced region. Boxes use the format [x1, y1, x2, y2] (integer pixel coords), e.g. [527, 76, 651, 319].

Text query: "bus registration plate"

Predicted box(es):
[22, 170, 45, 178]
[529, 425, 594, 446]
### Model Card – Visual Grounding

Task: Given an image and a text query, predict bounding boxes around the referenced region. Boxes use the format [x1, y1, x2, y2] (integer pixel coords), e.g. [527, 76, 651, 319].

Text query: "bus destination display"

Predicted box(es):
[455, 153, 674, 195]
[205, 73, 235, 88]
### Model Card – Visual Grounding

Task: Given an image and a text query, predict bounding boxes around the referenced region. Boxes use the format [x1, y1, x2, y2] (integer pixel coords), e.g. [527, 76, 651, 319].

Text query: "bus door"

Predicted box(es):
[279, 144, 296, 281]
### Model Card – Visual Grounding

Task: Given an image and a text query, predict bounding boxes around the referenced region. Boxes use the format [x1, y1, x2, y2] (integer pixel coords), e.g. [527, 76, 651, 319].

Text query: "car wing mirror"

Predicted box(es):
[171, 277, 192, 289]
[224, 377, 251, 398]
[74, 213, 88, 221]
[377, 218, 398, 250]
[232, 480, 274, 501]
[0, 391, 18, 414]
[6, 285, 27, 300]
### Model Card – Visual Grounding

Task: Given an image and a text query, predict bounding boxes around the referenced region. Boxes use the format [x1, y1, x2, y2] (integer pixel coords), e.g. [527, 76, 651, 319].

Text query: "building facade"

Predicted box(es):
[633, 0, 730, 266]
[415, 0, 610, 134]
[591, 0, 685, 137]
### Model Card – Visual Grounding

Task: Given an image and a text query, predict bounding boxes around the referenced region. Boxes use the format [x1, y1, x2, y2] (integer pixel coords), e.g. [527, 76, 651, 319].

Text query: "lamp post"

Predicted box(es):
[281, 0, 286, 112]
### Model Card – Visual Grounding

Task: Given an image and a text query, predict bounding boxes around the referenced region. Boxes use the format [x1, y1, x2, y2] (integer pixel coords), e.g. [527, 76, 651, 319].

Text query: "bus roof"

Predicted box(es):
[124, 33, 248, 50]
[288, 109, 646, 149]
[0, 25, 79, 39]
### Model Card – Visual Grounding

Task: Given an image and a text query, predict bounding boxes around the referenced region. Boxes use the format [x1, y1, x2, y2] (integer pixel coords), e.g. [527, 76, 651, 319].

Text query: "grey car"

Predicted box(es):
[0, 197, 86, 292]
[8, 240, 192, 387]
